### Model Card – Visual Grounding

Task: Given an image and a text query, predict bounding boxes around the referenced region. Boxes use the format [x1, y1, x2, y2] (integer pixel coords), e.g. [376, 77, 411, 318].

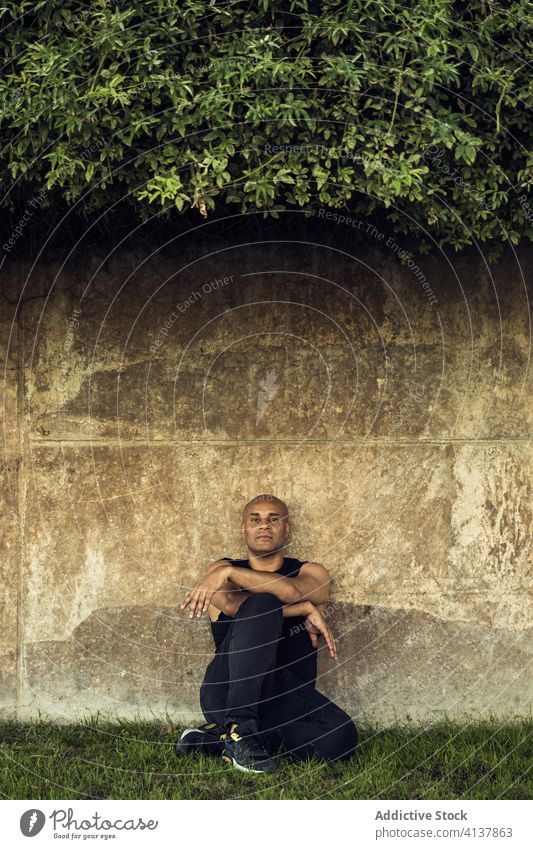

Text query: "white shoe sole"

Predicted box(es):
[176, 728, 224, 755]
[179, 728, 204, 741]
[222, 753, 276, 774]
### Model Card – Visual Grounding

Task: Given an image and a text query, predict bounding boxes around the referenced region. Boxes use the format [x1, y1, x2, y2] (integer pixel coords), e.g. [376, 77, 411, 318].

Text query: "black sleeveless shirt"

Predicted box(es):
[210, 556, 318, 688]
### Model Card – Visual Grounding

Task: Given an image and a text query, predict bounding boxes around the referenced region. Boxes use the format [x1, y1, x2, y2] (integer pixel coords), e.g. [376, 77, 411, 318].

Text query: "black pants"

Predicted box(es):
[200, 593, 358, 763]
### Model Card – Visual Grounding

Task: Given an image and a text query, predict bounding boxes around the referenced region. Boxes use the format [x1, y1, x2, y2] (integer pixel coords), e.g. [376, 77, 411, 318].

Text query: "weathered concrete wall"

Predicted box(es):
[1, 238, 531, 725]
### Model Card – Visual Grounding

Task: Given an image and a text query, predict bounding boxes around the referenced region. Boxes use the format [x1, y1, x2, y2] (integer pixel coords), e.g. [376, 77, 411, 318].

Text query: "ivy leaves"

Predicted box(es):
[0, 0, 531, 254]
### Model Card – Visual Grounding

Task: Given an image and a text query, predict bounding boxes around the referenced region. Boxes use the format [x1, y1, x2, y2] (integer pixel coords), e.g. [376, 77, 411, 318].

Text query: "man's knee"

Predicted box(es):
[314, 718, 359, 763]
[237, 592, 283, 617]
[199, 677, 219, 714]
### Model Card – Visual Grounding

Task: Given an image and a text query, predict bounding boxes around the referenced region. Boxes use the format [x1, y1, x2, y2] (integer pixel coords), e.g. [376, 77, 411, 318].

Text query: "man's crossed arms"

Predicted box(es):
[181, 560, 338, 660]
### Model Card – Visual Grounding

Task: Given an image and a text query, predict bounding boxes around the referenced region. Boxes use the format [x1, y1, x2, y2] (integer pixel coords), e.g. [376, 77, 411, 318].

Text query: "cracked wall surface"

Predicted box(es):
[1, 241, 531, 724]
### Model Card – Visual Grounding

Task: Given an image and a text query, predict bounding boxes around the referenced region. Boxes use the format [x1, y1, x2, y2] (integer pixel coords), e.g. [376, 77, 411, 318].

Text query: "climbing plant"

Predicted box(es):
[1, 0, 531, 255]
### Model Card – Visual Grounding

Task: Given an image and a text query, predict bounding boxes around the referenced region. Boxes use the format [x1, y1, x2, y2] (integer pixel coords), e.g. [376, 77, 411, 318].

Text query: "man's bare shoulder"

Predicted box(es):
[300, 561, 330, 576]
[206, 558, 232, 572]
[299, 562, 332, 590]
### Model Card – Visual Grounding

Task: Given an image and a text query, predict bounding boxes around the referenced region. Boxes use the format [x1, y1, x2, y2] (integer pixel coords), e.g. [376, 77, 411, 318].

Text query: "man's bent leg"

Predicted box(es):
[199, 649, 230, 728]
[259, 668, 359, 763]
[224, 593, 284, 735]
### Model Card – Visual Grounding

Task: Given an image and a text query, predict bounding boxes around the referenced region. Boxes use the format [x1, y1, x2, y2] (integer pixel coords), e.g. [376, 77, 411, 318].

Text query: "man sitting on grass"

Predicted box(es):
[177, 493, 358, 774]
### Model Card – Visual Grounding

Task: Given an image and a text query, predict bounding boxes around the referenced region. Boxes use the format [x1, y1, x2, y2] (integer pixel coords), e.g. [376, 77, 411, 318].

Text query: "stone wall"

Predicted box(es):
[1, 237, 531, 725]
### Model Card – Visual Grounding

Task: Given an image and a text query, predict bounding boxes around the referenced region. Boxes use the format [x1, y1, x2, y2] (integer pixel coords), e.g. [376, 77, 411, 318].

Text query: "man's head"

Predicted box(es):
[241, 493, 290, 556]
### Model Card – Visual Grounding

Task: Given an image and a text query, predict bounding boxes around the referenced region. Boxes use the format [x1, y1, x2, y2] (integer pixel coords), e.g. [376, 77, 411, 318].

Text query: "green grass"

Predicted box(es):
[0, 715, 531, 800]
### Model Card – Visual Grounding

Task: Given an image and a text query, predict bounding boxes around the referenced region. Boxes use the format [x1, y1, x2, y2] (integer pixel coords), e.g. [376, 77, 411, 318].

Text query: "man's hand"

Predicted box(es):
[304, 606, 337, 661]
[180, 564, 230, 619]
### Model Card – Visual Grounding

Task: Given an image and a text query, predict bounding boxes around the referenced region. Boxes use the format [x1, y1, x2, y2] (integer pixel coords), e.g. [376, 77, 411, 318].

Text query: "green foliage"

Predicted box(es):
[0, 0, 531, 253]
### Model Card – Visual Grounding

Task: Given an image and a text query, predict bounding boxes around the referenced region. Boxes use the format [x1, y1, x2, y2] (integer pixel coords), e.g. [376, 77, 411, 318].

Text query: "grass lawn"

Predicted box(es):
[0, 715, 530, 800]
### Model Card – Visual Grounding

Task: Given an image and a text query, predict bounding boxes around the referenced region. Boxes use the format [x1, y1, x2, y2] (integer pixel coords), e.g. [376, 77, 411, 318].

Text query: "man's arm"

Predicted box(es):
[226, 562, 331, 606]
[182, 560, 331, 619]
[205, 560, 249, 618]
[212, 594, 326, 622]
[207, 560, 327, 620]
[208, 570, 324, 620]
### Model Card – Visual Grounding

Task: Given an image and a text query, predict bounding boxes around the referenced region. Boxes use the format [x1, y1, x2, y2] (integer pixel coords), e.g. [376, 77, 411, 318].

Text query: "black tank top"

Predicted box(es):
[210, 556, 318, 687]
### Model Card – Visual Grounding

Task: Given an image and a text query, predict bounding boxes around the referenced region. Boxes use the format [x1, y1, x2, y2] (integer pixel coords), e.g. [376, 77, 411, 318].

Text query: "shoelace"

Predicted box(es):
[230, 730, 270, 757]
[199, 722, 225, 736]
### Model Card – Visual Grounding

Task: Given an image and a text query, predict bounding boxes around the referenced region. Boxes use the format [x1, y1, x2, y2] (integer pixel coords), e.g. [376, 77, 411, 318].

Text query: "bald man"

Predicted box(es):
[176, 493, 358, 773]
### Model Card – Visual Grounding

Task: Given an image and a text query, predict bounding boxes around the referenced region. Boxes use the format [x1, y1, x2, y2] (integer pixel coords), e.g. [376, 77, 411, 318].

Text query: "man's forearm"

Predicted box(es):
[282, 600, 314, 617]
[226, 565, 300, 603]
[209, 588, 251, 616]
[213, 593, 319, 619]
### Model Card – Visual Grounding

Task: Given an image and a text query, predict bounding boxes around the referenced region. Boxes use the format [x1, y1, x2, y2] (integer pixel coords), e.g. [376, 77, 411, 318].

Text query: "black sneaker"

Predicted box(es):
[221, 727, 277, 773]
[174, 722, 227, 756]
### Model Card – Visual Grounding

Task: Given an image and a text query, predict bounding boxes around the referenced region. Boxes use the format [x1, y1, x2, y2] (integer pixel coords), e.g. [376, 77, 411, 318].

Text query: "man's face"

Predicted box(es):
[241, 500, 290, 555]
